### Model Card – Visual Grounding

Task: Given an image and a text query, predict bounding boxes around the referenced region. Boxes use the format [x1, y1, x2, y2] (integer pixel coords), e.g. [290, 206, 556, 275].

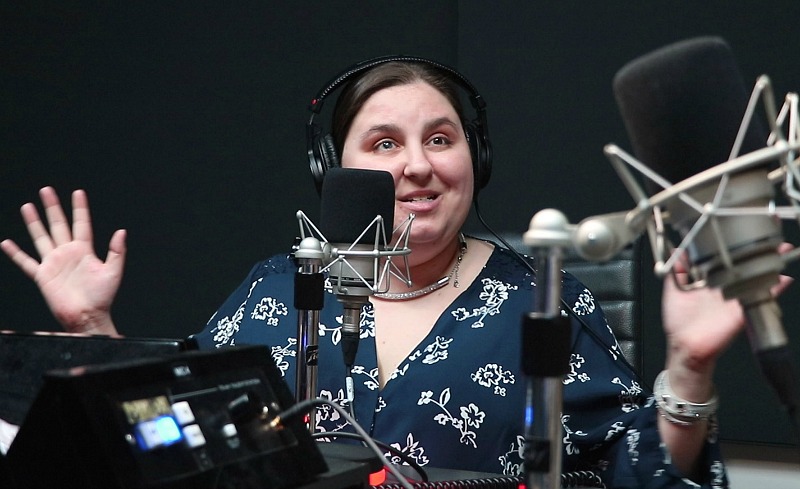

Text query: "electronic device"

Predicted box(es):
[4, 344, 334, 489]
[0, 331, 185, 426]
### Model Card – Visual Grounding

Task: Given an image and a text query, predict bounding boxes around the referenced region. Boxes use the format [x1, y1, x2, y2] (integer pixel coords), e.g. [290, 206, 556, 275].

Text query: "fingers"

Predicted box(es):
[773, 274, 794, 297]
[0, 239, 39, 280]
[71, 189, 94, 244]
[16, 187, 93, 258]
[39, 186, 73, 246]
[667, 250, 692, 288]
[20, 201, 55, 258]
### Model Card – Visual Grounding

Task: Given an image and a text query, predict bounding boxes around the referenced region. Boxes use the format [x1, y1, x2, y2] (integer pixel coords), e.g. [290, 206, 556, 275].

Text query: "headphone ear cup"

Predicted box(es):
[310, 133, 341, 193]
[319, 134, 340, 171]
[465, 122, 492, 191]
[309, 56, 493, 194]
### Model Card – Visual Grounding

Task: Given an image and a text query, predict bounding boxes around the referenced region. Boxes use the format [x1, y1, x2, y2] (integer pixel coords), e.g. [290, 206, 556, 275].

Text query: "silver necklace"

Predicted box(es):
[375, 234, 467, 301]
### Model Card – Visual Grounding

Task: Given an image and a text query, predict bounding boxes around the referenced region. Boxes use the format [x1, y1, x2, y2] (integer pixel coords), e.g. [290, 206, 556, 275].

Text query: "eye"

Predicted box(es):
[374, 139, 398, 152]
[428, 135, 452, 147]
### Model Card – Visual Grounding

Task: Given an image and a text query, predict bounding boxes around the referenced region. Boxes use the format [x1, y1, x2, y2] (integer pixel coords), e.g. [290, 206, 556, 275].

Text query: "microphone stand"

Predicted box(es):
[521, 210, 573, 489]
[293, 206, 413, 430]
[294, 236, 326, 432]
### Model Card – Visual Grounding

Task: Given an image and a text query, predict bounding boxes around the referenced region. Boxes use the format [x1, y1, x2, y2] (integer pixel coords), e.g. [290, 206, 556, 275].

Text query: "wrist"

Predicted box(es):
[654, 369, 718, 426]
[58, 310, 119, 336]
[665, 337, 717, 402]
[663, 362, 715, 402]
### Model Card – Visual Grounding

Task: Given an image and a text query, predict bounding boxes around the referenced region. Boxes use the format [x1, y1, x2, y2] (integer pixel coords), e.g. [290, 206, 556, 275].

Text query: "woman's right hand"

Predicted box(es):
[0, 187, 125, 335]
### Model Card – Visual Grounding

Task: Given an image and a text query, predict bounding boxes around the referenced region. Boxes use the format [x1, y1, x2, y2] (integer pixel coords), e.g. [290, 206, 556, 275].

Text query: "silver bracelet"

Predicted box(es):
[653, 369, 719, 426]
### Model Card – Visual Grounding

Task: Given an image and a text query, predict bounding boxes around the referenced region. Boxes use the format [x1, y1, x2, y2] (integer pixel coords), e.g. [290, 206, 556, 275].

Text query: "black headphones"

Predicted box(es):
[306, 55, 493, 195]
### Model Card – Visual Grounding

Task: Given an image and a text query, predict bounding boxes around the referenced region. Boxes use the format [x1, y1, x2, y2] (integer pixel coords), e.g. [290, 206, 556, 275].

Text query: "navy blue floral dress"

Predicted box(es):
[191, 242, 727, 488]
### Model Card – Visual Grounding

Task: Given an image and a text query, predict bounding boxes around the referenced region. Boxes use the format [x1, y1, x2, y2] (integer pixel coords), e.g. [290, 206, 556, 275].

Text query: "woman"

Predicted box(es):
[1, 57, 785, 487]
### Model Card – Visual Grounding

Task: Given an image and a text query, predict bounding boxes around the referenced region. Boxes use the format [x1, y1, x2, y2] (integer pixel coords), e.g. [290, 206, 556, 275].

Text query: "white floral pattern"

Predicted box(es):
[711, 460, 726, 488]
[211, 278, 261, 347]
[626, 428, 640, 465]
[386, 433, 430, 467]
[563, 353, 591, 385]
[211, 302, 245, 346]
[451, 278, 518, 328]
[418, 389, 485, 448]
[313, 389, 350, 440]
[422, 336, 453, 364]
[471, 363, 516, 396]
[192, 248, 731, 487]
[572, 288, 595, 316]
[270, 337, 297, 375]
[388, 363, 409, 381]
[498, 435, 525, 476]
[251, 296, 288, 325]
[612, 376, 643, 413]
[561, 413, 588, 455]
[605, 322, 622, 361]
[604, 420, 626, 441]
[351, 365, 380, 391]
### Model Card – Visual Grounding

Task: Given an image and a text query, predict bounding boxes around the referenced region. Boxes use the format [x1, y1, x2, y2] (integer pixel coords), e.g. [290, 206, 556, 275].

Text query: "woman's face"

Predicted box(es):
[339, 81, 474, 247]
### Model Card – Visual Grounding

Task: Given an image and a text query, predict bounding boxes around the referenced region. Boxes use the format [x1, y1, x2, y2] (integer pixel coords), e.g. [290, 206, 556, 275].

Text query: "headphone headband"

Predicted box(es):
[307, 55, 492, 195]
[308, 55, 487, 116]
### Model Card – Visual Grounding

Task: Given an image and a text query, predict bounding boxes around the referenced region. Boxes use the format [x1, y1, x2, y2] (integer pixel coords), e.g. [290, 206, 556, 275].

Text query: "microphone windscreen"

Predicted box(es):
[613, 36, 768, 192]
[319, 167, 395, 243]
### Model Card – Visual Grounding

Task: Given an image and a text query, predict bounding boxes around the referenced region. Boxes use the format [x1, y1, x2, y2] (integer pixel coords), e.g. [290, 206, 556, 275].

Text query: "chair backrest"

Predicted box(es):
[470, 232, 643, 375]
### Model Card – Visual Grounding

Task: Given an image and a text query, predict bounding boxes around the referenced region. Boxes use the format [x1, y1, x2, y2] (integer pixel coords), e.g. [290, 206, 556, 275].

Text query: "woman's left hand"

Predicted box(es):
[661, 242, 794, 375]
[656, 243, 794, 479]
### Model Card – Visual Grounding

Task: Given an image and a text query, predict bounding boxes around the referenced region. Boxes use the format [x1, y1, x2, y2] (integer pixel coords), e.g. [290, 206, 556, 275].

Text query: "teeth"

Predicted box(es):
[407, 196, 435, 202]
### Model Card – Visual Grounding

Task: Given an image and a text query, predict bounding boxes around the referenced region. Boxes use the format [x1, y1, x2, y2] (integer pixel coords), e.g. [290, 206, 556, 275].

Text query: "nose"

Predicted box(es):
[402, 144, 434, 180]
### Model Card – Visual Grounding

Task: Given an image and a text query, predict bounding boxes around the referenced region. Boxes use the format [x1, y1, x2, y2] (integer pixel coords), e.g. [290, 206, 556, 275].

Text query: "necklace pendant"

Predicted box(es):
[374, 233, 468, 301]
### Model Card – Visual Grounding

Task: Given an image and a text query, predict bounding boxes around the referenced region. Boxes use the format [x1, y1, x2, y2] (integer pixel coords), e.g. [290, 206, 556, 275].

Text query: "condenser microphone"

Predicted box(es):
[319, 167, 397, 369]
[613, 36, 798, 412]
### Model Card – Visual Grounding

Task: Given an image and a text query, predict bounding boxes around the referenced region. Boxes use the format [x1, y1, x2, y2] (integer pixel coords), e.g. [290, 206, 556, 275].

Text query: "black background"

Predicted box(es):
[2, 1, 800, 448]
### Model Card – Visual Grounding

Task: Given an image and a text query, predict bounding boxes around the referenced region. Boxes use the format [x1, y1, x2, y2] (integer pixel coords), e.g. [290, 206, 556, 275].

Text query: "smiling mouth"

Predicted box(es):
[402, 196, 437, 203]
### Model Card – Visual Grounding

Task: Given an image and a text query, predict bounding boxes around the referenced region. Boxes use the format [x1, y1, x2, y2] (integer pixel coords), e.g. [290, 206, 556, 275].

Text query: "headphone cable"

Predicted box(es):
[471, 197, 645, 387]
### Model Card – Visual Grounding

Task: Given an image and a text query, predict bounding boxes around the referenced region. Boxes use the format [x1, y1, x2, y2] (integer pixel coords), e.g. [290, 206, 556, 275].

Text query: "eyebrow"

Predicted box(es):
[359, 123, 401, 143]
[358, 117, 460, 143]
[424, 117, 459, 133]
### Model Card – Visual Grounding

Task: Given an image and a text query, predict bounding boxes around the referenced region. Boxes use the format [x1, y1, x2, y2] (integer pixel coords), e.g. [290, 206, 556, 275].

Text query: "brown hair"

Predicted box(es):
[330, 61, 466, 154]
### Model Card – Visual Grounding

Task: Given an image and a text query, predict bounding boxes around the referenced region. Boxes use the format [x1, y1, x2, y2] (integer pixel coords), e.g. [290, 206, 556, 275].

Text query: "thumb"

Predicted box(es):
[105, 229, 127, 276]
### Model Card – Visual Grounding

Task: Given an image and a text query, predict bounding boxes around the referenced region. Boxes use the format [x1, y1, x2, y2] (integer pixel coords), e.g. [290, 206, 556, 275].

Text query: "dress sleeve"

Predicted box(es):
[190, 255, 294, 350]
[560, 272, 728, 488]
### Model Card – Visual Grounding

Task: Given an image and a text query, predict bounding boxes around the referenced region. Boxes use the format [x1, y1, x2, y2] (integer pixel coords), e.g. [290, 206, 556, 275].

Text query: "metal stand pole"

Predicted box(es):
[294, 237, 326, 431]
[522, 210, 573, 489]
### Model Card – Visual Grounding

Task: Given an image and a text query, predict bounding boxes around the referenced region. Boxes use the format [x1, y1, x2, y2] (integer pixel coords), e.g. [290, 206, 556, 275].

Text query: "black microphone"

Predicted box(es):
[613, 37, 799, 416]
[319, 167, 396, 370]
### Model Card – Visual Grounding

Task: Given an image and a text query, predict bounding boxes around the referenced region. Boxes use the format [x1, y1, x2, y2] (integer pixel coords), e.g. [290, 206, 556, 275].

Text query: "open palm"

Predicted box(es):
[661, 243, 794, 368]
[0, 187, 125, 335]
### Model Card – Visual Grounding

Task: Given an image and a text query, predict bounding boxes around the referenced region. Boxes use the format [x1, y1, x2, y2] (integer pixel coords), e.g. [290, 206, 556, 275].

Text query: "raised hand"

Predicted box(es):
[0, 187, 126, 335]
[661, 243, 794, 372]
[656, 244, 793, 478]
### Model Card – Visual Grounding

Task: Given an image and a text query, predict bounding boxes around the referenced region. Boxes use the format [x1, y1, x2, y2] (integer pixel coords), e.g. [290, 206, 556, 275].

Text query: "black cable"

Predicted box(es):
[312, 431, 429, 482]
[374, 470, 606, 488]
[273, 398, 415, 489]
[474, 200, 800, 450]
[375, 477, 520, 489]
[471, 198, 645, 386]
[560, 470, 607, 488]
